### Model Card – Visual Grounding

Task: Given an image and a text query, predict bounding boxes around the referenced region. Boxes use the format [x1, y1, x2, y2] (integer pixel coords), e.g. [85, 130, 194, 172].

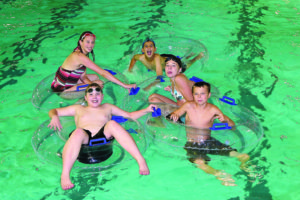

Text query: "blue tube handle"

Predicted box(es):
[209, 123, 232, 130]
[156, 75, 165, 82]
[111, 116, 128, 123]
[129, 87, 140, 95]
[104, 69, 117, 75]
[89, 138, 110, 146]
[189, 76, 204, 83]
[152, 107, 161, 117]
[127, 128, 138, 134]
[219, 96, 237, 105]
[76, 84, 90, 91]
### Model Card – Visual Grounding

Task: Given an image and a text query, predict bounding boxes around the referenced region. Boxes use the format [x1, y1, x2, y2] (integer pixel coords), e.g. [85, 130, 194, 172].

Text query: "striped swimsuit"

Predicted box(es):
[51, 65, 86, 92]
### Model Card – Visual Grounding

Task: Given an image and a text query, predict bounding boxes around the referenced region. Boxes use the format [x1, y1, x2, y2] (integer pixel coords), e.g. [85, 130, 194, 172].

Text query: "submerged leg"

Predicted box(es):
[61, 128, 89, 190]
[103, 120, 150, 175]
[193, 158, 236, 186]
[229, 151, 250, 171]
[148, 93, 177, 105]
[185, 52, 205, 69]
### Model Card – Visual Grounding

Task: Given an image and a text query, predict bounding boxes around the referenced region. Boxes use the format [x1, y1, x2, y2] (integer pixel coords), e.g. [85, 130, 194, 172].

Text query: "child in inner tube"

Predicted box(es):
[148, 54, 195, 107]
[169, 81, 250, 187]
[48, 83, 157, 190]
[51, 31, 136, 99]
[128, 38, 204, 77]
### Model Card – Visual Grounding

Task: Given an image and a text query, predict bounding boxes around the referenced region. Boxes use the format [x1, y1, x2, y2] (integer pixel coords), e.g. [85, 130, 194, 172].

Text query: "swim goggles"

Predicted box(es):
[86, 87, 102, 93]
[81, 33, 96, 40]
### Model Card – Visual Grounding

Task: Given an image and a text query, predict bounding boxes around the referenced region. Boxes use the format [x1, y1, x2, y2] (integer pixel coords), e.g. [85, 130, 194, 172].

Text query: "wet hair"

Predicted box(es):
[142, 38, 156, 48]
[162, 54, 187, 73]
[74, 31, 96, 62]
[85, 83, 103, 95]
[192, 81, 211, 93]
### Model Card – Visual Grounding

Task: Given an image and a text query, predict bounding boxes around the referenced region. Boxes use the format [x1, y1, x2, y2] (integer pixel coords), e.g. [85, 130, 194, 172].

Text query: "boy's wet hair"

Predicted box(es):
[74, 31, 96, 62]
[142, 38, 156, 48]
[192, 81, 211, 93]
[162, 54, 187, 73]
[85, 83, 103, 95]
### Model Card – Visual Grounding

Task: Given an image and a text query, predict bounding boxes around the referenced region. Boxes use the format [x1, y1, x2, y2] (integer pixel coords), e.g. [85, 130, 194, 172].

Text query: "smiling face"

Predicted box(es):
[79, 35, 95, 55]
[142, 41, 156, 58]
[84, 86, 103, 107]
[193, 86, 211, 105]
[165, 59, 181, 78]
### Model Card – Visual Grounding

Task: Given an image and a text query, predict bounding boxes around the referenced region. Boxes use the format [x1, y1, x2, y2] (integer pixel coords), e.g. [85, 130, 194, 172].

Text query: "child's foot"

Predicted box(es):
[138, 159, 150, 175]
[194, 52, 204, 60]
[221, 180, 237, 186]
[237, 154, 250, 171]
[61, 174, 74, 190]
[215, 171, 237, 186]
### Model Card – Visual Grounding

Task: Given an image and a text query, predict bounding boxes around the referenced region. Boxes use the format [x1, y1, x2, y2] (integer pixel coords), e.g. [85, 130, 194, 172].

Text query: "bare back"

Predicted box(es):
[61, 51, 86, 71]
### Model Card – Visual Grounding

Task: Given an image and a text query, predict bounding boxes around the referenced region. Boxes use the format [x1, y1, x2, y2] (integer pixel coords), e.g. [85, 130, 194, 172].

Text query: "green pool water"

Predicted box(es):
[0, 0, 299, 199]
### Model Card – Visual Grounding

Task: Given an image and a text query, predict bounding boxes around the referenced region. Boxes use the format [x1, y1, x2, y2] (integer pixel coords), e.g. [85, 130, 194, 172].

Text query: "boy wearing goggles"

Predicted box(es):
[48, 83, 157, 190]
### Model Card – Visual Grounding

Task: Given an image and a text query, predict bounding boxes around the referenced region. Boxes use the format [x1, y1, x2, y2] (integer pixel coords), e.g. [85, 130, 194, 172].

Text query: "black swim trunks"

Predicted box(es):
[69, 124, 114, 146]
[184, 137, 237, 163]
[69, 125, 115, 164]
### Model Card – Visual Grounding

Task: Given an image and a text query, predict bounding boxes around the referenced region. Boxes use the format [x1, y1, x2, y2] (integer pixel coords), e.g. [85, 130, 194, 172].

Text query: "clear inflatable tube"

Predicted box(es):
[143, 96, 264, 159]
[123, 75, 221, 113]
[31, 67, 129, 111]
[130, 36, 209, 68]
[31, 117, 148, 170]
[122, 36, 209, 83]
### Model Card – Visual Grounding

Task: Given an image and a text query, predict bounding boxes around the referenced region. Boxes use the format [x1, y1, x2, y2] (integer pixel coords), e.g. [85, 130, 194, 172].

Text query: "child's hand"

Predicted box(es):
[170, 113, 179, 122]
[213, 113, 225, 122]
[47, 116, 62, 131]
[164, 85, 171, 91]
[98, 80, 104, 88]
[148, 104, 158, 112]
[125, 83, 137, 93]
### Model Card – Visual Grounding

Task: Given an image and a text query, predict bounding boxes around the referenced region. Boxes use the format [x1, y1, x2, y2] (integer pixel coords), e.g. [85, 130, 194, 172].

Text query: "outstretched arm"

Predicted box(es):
[79, 54, 136, 90]
[128, 55, 139, 72]
[110, 104, 157, 120]
[169, 102, 190, 122]
[48, 105, 78, 131]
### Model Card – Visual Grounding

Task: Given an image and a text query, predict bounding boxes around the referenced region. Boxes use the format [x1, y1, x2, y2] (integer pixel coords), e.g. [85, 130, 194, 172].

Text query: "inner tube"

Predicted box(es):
[122, 36, 208, 83]
[31, 117, 148, 171]
[144, 95, 264, 160]
[31, 67, 129, 111]
[122, 75, 221, 115]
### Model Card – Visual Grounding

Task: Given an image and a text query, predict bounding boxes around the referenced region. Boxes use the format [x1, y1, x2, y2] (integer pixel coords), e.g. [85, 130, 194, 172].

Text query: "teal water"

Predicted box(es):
[0, 0, 299, 199]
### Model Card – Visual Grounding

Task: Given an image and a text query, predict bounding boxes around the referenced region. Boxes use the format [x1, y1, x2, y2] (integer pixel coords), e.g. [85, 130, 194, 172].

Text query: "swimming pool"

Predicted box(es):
[0, 0, 299, 199]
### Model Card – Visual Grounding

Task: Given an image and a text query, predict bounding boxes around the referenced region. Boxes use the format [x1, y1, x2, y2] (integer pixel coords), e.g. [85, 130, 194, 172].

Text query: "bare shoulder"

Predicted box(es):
[154, 53, 162, 60]
[101, 103, 121, 110]
[184, 101, 197, 109]
[57, 104, 83, 116]
[100, 103, 112, 108]
[69, 104, 84, 110]
[208, 103, 221, 113]
[175, 73, 189, 84]
[134, 54, 144, 61]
